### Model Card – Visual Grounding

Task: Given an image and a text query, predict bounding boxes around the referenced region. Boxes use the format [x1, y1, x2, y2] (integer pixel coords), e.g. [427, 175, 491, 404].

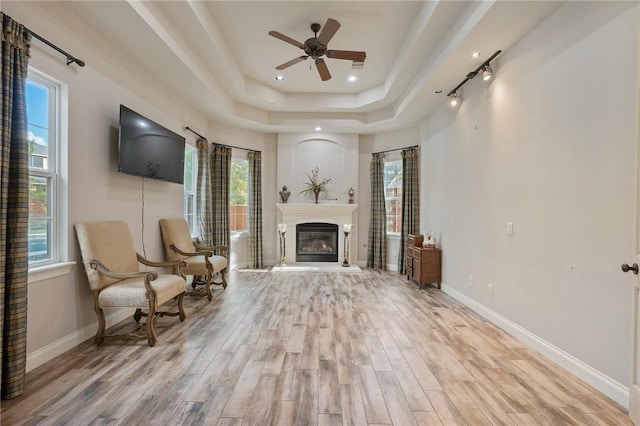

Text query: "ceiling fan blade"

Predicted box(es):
[269, 31, 305, 49]
[326, 50, 366, 62]
[275, 56, 308, 70]
[317, 18, 340, 45]
[315, 58, 331, 81]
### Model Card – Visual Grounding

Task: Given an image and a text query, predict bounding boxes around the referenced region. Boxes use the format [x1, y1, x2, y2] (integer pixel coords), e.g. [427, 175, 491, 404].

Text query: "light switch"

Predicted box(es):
[507, 222, 513, 235]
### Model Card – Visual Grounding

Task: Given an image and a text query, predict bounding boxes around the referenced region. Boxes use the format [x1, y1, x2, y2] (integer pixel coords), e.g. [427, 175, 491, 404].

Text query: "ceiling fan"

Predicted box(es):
[269, 18, 366, 81]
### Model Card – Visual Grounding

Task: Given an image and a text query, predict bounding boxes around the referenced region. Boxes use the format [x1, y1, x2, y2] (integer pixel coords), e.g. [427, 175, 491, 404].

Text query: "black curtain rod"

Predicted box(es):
[184, 126, 206, 140]
[373, 145, 419, 155]
[446, 49, 501, 97]
[184, 126, 260, 153]
[28, 28, 85, 67]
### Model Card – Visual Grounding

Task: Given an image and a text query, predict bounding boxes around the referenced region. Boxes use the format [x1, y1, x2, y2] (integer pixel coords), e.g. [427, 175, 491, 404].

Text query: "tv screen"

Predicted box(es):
[118, 105, 185, 184]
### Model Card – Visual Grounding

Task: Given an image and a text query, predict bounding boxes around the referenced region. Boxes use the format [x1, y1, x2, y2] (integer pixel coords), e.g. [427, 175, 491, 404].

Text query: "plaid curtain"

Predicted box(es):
[195, 137, 213, 245]
[367, 153, 386, 270]
[247, 151, 263, 269]
[210, 144, 231, 248]
[0, 13, 31, 400]
[398, 147, 420, 274]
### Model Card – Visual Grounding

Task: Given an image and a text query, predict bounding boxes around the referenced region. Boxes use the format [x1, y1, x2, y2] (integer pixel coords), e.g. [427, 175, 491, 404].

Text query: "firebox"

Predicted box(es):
[296, 222, 338, 262]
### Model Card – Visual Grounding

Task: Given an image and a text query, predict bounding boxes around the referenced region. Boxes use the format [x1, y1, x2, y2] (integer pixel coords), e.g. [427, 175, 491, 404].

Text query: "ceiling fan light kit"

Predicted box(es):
[446, 50, 501, 107]
[269, 18, 367, 81]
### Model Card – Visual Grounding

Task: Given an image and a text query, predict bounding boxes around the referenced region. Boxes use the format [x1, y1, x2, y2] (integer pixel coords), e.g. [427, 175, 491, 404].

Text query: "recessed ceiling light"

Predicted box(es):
[348, 75, 357, 82]
[275, 75, 285, 81]
[314, 126, 322, 131]
[471, 52, 481, 59]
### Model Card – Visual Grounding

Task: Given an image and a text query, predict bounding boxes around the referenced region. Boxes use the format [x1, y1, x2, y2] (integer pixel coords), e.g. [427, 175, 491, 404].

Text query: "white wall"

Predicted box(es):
[4, 1, 213, 368]
[421, 0, 638, 395]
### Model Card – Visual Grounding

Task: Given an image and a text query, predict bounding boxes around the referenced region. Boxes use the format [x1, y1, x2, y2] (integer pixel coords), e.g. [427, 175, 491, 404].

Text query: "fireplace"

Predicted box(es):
[296, 223, 338, 262]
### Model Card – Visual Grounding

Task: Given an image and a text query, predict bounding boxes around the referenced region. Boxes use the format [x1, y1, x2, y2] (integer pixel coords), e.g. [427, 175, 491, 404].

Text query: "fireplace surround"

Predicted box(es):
[276, 203, 358, 266]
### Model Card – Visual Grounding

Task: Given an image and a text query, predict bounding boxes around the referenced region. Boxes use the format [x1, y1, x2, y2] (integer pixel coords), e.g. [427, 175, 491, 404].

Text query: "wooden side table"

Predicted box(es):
[407, 234, 441, 289]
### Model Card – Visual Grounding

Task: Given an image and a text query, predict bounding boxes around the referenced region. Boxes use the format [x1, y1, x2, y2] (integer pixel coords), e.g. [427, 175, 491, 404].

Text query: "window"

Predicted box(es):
[384, 159, 402, 233]
[230, 157, 248, 232]
[27, 70, 62, 265]
[184, 145, 197, 235]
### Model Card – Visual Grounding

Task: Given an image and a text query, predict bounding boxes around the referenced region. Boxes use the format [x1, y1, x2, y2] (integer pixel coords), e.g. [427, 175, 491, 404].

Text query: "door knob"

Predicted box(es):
[621, 263, 639, 274]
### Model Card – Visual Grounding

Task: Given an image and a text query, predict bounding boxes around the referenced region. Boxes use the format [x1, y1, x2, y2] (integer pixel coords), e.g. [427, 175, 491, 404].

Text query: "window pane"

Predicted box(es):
[26, 80, 49, 128]
[28, 218, 50, 263]
[384, 160, 402, 233]
[230, 158, 248, 231]
[29, 176, 49, 217]
[184, 149, 193, 193]
[27, 80, 50, 172]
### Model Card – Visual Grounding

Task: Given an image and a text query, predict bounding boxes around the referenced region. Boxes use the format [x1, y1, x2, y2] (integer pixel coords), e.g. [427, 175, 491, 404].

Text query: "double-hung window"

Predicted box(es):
[384, 159, 402, 234]
[27, 70, 63, 266]
[230, 157, 248, 232]
[184, 145, 197, 235]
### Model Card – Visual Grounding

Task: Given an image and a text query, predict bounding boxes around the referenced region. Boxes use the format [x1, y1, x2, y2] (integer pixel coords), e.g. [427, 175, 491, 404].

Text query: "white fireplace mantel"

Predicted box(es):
[276, 203, 358, 265]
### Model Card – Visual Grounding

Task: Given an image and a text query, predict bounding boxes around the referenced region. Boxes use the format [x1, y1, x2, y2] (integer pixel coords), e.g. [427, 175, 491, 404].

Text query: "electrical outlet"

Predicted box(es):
[488, 284, 494, 296]
[468, 275, 473, 286]
[392, 250, 397, 257]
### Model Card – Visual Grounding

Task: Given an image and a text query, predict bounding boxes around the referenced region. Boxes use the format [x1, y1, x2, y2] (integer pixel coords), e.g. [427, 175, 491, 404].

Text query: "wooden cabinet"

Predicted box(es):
[406, 234, 441, 289]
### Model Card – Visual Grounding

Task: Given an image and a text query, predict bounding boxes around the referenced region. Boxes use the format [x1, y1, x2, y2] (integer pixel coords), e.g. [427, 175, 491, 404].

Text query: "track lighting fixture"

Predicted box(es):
[449, 92, 459, 107]
[481, 64, 493, 81]
[446, 50, 501, 106]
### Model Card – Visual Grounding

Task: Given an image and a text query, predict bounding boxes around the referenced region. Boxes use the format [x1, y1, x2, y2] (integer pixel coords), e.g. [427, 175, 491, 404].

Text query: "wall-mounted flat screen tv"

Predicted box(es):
[118, 105, 185, 184]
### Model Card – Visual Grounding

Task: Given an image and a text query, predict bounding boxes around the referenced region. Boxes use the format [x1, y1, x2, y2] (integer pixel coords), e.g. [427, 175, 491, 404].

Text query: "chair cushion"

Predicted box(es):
[181, 254, 228, 276]
[99, 274, 185, 308]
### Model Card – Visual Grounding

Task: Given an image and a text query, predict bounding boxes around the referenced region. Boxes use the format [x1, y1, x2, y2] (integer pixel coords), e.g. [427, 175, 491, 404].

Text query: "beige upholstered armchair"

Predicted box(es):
[75, 221, 187, 347]
[159, 218, 228, 301]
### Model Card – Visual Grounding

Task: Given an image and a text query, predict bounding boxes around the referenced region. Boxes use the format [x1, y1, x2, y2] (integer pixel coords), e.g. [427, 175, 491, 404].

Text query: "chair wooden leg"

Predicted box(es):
[93, 293, 106, 346]
[177, 293, 186, 321]
[205, 270, 213, 301]
[146, 301, 157, 347]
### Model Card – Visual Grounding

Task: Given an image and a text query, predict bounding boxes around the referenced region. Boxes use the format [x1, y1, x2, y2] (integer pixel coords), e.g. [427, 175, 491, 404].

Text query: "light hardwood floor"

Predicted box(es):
[1, 269, 631, 425]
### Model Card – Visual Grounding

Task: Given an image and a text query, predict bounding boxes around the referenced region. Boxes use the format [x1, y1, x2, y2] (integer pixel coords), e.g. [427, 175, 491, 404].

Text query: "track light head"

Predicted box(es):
[449, 92, 459, 107]
[482, 64, 493, 81]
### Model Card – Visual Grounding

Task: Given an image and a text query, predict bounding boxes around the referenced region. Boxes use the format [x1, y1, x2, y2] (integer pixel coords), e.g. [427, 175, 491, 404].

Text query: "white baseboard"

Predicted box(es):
[442, 284, 629, 408]
[26, 309, 134, 372]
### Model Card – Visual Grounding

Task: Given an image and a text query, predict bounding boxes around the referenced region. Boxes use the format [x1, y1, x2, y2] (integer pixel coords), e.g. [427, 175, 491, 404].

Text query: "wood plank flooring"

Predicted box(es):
[1, 269, 631, 425]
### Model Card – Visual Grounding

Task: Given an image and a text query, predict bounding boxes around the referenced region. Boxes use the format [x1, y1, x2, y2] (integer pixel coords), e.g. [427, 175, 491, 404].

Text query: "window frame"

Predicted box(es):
[184, 144, 198, 236]
[27, 69, 59, 267]
[27, 67, 72, 283]
[383, 157, 403, 235]
[230, 155, 249, 234]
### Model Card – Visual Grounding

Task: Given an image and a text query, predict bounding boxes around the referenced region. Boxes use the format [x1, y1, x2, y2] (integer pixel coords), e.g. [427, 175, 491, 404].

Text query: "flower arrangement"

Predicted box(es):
[300, 167, 331, 203]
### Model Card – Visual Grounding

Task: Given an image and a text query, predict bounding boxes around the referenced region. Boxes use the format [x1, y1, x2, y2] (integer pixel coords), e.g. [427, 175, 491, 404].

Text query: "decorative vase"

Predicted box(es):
[279, 185, 290, 203]
[314, 190, 320, 204]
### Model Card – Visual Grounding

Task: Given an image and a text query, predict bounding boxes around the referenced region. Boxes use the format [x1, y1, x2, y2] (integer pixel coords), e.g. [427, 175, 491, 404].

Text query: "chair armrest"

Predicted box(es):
[137, 254, 187, 279]
[137, 253, 184, 268]
[194, 242, 228, 256]
[169, 244, 213, 258]
[90, 259, 157, 281]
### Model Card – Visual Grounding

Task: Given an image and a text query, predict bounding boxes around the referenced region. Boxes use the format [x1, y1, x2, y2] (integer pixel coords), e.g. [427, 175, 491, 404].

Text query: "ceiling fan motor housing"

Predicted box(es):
[304, 38, 328, 59]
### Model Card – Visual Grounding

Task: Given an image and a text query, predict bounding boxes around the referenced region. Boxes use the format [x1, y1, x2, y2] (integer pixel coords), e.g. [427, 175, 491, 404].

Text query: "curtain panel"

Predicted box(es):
[210, 144, 231, 248]
[398, 146, 420, 274]
[195, 137, 213, 245]
[247, 151, 263, 269]
[0, 12, 31, 400]
[367, 153, 386, 270]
